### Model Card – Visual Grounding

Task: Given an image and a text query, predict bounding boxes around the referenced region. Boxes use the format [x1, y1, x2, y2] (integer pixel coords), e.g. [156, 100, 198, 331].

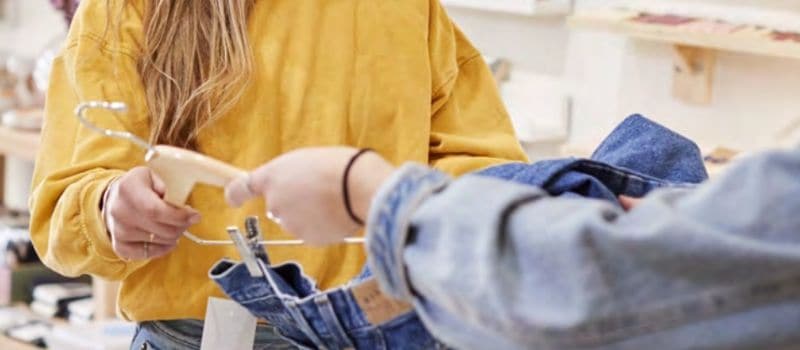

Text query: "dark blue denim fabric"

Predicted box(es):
[477, 115, 709, 202]
[209, 257, 446, 350]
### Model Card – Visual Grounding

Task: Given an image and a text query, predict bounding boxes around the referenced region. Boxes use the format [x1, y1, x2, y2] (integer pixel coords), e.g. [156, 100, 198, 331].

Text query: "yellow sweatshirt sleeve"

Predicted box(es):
[29, 0, 149, 280]
[426, 1, 529, 176]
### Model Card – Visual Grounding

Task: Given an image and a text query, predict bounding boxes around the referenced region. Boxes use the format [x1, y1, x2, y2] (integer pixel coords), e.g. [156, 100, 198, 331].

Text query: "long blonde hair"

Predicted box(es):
[136, 0, 255, 149]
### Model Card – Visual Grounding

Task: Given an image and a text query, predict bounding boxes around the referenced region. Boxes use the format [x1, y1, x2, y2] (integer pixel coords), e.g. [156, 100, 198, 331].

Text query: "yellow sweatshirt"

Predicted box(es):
[30, 0, 528, 321]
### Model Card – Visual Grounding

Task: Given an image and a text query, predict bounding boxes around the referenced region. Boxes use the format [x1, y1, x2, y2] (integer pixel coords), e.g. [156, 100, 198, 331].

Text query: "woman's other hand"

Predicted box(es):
[225, 147, 395, 245]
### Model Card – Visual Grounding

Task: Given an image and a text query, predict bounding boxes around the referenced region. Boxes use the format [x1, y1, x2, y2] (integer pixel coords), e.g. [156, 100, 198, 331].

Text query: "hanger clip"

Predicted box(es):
[227, 225, 263, 277]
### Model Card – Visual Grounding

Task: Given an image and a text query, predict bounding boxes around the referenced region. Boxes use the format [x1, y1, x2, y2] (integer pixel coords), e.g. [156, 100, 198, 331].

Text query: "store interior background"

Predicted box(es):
[1, 0, 800, 348]
[5, 0, 800, 158]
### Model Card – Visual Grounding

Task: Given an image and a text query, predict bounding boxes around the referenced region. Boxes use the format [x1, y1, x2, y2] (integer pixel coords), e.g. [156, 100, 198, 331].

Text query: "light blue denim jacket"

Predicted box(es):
[365, 148, 800, 349]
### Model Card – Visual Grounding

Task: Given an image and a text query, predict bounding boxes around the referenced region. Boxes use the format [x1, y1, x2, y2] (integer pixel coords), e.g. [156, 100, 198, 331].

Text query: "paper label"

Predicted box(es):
[200, 297, 257, 350]
[351, 279, 413, 325]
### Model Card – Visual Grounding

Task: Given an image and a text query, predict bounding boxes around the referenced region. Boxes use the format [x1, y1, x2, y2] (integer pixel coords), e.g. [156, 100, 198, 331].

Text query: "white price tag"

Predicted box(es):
[200, 297, 257, 350]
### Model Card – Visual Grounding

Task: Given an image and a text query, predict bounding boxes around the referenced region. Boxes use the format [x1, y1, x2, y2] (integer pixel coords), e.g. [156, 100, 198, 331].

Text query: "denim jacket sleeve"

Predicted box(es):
[366, 149, 800, 350]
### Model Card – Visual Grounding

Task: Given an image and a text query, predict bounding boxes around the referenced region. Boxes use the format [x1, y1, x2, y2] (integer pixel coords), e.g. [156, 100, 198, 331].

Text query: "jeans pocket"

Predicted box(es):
[136, 341, 158, 350]
[130, 326, 160, 350]
[131, 322, 201, 350]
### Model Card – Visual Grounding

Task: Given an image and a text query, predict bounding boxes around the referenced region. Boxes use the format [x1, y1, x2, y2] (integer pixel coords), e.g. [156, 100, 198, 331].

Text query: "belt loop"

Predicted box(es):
[315, 294, 356, 350]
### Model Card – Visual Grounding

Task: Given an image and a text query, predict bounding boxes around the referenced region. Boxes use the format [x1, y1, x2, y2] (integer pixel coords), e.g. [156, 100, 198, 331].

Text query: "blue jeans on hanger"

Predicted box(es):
[209, 258, 447, 350]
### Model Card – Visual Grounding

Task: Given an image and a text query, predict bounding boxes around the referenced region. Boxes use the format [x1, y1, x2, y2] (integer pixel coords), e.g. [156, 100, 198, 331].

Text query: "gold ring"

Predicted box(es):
[266, 210, 283, 226]
[143, 241, 150, 259]
[149, 233, 155, 243]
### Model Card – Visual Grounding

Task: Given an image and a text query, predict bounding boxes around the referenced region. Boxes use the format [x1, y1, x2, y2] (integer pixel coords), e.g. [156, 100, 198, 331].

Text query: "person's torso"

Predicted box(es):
[119, 0, 438, 321]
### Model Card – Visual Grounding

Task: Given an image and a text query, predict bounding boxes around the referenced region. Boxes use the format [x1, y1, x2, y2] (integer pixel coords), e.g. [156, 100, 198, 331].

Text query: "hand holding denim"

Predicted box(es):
[366, 133, 800, 348]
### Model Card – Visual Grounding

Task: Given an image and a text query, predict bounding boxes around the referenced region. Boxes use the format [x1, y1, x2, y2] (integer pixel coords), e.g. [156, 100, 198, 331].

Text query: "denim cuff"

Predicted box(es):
[365, 163, 450, 300]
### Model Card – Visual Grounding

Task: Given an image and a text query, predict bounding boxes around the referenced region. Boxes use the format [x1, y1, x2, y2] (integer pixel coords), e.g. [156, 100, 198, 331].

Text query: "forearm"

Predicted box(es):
[367, 149, 800, 348]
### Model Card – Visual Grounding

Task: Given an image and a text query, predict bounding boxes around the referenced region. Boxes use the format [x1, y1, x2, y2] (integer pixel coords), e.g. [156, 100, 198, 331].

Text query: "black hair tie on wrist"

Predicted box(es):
[343, 148, 374, 226]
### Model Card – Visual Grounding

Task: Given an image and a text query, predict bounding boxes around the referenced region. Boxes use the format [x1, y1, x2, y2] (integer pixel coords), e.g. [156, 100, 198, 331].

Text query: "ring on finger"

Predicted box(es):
[266, 210, 283, 226]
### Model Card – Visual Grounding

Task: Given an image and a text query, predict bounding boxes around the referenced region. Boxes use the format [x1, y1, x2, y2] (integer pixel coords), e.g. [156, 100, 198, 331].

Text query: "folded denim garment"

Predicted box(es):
[477, 115, 708, 202]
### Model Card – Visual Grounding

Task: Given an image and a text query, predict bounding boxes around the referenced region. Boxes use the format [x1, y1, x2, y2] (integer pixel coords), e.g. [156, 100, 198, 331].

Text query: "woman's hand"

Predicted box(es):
[104, 167, 200, 260]
[225, 147, 395, 246]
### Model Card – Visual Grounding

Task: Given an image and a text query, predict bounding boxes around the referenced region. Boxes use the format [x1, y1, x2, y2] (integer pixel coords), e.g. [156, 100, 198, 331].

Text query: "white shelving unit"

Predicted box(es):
[568, 9, 800, 61]
[441, 0, 572, 16]
[0, 125, 40, 161]
[568, 5, 800, 104]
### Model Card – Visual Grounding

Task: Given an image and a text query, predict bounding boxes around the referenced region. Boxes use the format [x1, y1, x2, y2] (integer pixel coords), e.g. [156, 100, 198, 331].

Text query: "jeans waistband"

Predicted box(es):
[209, 259, 420, 349]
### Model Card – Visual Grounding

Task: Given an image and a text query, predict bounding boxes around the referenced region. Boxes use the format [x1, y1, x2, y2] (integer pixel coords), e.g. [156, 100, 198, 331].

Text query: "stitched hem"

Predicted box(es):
[366, 164, 450, 300]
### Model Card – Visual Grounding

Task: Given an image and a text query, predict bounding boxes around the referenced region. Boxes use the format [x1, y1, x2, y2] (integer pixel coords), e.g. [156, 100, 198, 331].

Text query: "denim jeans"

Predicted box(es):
[209, 257, 447, 350]
[129, 319, 296, 350]
[477, 115, 708, 203]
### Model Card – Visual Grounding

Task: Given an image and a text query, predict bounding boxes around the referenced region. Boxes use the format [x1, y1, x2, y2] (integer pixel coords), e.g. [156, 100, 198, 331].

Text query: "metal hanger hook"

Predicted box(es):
[182, 230, 365, 246]
[74, 101, 156, 154]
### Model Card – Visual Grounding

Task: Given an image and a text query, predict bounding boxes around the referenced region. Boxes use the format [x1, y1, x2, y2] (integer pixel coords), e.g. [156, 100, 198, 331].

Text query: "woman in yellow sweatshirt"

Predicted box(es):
[30, 0, 527, 348]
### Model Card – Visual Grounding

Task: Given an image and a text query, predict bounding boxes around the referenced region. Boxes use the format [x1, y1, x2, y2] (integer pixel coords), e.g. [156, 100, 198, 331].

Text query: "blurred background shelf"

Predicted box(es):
[442, 0, 572, 17]
[0, 126, 40, 162]
[568, 9, 800, 60]
[0, 332, 40, 350]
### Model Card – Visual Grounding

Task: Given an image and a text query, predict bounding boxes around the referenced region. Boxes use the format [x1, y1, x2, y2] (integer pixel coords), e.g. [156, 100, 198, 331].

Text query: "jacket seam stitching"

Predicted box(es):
[65, 33, 139, 60]
[431, 53, 482, 98]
